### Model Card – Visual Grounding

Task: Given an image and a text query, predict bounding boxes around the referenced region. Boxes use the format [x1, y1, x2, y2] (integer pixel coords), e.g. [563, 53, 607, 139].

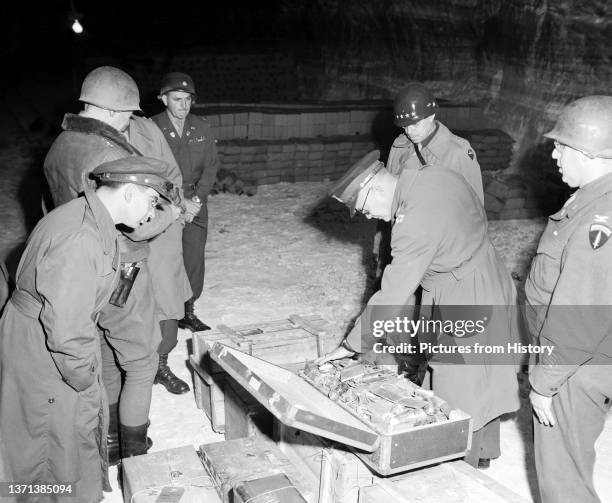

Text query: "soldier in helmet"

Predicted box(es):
[318, 150, 520, 469]
[389, 82, 483, 201]
[152, 72, 220, 336]
[526, 96, 612, 503]
[374, 83, 484, 287]
[0, 157, 176, 502]
[43, 66, 188, 464]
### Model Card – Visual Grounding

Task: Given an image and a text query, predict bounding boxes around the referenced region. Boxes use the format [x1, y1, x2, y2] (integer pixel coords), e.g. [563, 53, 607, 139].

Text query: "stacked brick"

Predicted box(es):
[216, 138, 376, 185]
[199, 103, 485, 142]
[201, 104, 522, 220]
[483, 174, 567, 220]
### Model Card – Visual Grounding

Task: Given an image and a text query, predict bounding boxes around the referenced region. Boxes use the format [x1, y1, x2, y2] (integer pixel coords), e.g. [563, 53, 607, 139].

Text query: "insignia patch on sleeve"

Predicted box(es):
[589, 223, 612, 249]
[467, 149, 474, 160]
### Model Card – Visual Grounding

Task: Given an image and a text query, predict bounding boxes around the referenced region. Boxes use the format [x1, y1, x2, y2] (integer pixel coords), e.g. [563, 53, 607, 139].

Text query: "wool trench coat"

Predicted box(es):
[127, 116, 192, 320]
[0, 192, 119, 502]
[346, 166, 520, 431]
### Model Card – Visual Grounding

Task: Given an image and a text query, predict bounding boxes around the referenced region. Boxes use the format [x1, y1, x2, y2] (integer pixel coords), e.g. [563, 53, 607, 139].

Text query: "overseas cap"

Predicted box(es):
[159, 72, 196, 96]
[91, 157, 179, 204]
[329, 150, 383, 216]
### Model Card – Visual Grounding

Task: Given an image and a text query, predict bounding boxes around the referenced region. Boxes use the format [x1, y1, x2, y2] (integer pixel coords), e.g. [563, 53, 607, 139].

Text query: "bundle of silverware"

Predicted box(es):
[301, 359, 451, 433]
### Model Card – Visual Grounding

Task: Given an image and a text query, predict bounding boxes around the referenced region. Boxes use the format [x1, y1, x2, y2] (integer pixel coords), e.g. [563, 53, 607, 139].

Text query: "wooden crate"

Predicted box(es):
[276, 424, 374, 503]
[360, 459, 530, 503]
[199, 436, 316, 503]
[121, 445, 220, 503]
[224, 378, 273, 440]
[191, 314, 341, 433]
[209, 343, 472, 476]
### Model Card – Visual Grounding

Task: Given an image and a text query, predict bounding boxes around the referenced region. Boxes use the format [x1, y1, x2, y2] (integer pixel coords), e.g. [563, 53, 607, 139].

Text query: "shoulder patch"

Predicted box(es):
[589, 223, 612, 249]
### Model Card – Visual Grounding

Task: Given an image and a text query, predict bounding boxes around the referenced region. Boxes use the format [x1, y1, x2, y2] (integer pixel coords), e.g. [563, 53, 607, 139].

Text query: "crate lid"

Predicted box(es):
[209, 342, 380, 452]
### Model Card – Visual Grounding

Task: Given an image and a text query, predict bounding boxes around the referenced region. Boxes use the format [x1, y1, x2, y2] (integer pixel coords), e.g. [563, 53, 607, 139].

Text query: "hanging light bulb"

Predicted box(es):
[72, 18, 84, 34]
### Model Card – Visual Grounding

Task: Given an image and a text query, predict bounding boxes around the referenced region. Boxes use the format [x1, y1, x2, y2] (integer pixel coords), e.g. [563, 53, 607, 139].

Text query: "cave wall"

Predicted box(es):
[280, 0, 612, 176]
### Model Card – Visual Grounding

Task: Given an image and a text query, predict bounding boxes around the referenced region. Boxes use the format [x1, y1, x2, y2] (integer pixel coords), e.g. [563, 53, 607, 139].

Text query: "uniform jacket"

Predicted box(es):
[128, 116, 192, 319]
[345, 167, 519, 430]
[44, 114, 175, 258]
[0, 192, 119, 502]
[151, 111, 220, 213]
[387, 121, 484, 203]
[526, 172, 612, 397]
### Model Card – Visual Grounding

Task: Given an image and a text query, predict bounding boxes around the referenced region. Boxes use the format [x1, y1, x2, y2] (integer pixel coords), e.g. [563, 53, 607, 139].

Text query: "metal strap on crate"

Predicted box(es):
[217, 324, 254, 355]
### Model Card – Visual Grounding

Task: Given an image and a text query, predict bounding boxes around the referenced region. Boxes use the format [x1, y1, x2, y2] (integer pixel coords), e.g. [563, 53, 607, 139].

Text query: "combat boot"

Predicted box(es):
[178, 298, 211, 332]
[107, 402, 121, 466]
[120, 422, 152, 458]
[154, 354, 190, 394]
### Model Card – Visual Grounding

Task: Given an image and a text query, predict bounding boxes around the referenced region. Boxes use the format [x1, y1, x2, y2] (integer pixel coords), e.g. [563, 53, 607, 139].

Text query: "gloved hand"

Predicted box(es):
[183, 197, 202, 223]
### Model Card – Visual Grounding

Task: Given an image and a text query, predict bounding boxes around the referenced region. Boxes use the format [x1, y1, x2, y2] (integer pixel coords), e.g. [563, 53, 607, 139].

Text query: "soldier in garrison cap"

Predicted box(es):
[526, 96, 612, 503]
[319, 150, 520, 470]
[0, 158, 175, 502]
[152, 72, 220, 335]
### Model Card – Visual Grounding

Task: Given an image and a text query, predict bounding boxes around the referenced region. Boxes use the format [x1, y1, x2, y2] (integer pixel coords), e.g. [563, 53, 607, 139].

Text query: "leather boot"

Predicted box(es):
[178, 298, 211, 332]
[154, 354, 190, 395]
[120, 422, 152, 458]
[107, 402, 121, 466]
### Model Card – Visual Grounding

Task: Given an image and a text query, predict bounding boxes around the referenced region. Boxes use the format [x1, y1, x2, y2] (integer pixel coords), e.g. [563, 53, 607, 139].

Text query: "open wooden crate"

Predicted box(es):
[208, 342, 472, 476]
[190, 314, 342, 433]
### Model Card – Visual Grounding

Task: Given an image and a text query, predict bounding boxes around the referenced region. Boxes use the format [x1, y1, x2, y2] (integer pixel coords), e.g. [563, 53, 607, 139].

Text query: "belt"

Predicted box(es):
[10, 289, 42, 319]
[421, 238, 492, 290]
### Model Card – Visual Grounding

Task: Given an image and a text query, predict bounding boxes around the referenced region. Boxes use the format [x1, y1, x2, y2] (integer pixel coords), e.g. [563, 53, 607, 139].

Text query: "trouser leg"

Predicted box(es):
[100, 330, 121, 405]
[464, 417, 501, 468]
[158, 319, 178, 355]
[182, 214, 208, 301]
[119, 352, 158, 426]
[534, 365, 612, 503]
[98, 262, 160, 427]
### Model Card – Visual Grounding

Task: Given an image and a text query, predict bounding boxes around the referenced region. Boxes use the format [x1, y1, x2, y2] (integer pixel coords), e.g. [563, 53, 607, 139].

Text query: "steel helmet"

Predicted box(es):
[159, 72, 196, 97]
[393, 83, 438, 127]
[79, 66, 141, 112]
[544, 95, 612, 158]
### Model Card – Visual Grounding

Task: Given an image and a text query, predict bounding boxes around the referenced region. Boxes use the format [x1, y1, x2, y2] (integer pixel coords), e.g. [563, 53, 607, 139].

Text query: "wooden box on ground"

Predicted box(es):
[121, 445, 220, 503]
[208, 343, 472, 476]
[199, 435, 316, 503]
[190, 314, 341, 433]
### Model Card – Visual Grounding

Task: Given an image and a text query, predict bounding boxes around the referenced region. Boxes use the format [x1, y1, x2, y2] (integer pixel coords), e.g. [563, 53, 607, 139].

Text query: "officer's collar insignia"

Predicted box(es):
[395, 213, 405, 224]
[589, 223, 612, 249]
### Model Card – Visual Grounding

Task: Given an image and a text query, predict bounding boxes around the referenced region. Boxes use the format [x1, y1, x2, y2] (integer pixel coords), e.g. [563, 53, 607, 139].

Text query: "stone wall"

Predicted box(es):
[197, 101, 524, 219]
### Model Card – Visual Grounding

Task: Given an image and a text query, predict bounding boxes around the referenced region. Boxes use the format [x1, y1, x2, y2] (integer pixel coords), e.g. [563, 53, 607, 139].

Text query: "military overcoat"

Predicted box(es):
[346, 167, 519, 430]
[0, 192, 119, 502]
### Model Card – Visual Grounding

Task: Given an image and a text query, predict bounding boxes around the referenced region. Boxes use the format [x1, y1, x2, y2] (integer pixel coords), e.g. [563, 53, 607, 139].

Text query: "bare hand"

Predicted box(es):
[314, 345, 355, 366]
[530, 390, 556, 427]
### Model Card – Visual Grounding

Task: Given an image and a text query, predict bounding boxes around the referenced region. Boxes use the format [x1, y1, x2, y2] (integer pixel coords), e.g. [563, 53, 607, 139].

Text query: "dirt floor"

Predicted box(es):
[1, 134, 611, 502]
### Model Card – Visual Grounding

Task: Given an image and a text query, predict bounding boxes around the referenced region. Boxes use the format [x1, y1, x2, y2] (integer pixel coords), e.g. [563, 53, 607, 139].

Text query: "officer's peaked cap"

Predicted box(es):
[329, 150, 383, 216]
[91, 157, 178, 204]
